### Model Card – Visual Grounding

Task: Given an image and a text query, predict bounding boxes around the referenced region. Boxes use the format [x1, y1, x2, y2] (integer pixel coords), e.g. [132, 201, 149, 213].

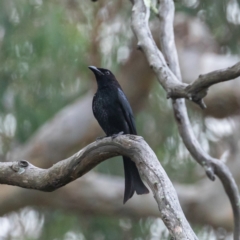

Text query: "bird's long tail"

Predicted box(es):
[123, 157, 149, 204]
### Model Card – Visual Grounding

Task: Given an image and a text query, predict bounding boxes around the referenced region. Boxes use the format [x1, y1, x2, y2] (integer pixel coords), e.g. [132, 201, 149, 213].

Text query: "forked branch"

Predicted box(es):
[167, 61, 240, 109]
[133, 0, 240, 109]
[131, 0, 240, 239]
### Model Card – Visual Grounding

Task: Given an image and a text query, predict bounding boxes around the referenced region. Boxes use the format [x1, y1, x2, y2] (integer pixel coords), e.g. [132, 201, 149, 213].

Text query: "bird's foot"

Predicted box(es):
[111, 131, 124, 139]
[96, 136, 106, 141]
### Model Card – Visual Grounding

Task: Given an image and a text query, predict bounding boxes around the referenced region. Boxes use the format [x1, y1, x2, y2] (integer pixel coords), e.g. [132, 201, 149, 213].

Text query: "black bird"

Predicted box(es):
[89, 66, 149, 203]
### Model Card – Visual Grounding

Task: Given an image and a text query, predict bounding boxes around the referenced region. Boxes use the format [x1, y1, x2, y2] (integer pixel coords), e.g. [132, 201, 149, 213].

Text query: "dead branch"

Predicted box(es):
[167, 61, 240, 108]
[131, 0, 240, 239]
[132, 1, 240, 109]
[0, 135, 197, 240]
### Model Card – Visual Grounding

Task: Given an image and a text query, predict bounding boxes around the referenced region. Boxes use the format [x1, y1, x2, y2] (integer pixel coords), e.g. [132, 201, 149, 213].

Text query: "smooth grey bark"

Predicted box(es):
[0, 135, 197, 240]
[131, 0, 240, 239]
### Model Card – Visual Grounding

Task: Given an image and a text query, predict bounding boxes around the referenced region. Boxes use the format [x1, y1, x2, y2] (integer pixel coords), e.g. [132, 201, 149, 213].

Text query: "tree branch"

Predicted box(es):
[157, 2, 240, 239]
[131, 0, 240, 239]
[0, 135, 197, 240]
[168, 61, 240, 108]
[132, 0, 240, 109]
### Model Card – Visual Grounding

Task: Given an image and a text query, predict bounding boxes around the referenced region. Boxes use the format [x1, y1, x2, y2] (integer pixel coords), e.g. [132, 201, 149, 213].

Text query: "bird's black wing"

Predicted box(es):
[117, 88, 137, 135]
[118, 88, 149, 203]
[92, 94, 98, 119]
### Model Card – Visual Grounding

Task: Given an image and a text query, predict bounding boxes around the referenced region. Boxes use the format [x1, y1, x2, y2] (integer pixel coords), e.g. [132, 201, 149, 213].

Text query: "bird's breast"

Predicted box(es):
[93, 92, 129, 135]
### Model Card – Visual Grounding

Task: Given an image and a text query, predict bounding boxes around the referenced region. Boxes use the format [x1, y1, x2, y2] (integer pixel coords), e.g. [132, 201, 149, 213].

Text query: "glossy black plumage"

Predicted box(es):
[89, 66, 149, 203]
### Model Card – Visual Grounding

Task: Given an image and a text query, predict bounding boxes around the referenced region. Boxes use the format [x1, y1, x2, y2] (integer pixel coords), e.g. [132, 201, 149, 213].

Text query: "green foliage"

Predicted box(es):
[0, 0, 90, 142]
[176, 0, 240, 53]
[41, 212, 175, 240]
[38, 210, 165, 240]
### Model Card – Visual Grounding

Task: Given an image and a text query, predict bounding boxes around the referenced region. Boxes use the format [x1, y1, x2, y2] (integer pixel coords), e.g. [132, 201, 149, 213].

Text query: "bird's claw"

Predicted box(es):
[111, 131, 124, 139]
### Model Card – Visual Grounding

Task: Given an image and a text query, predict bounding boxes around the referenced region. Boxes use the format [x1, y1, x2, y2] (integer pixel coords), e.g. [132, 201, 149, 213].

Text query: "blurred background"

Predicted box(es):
[0, 0, 240, 239]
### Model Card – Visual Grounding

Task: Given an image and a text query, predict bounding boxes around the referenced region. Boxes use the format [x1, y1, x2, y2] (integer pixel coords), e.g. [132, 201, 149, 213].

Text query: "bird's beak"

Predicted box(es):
[88, 66, 104, 76]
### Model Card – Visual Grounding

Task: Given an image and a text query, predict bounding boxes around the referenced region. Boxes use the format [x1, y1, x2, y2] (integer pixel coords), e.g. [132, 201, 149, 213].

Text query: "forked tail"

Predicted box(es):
[123, 156, 149, 204]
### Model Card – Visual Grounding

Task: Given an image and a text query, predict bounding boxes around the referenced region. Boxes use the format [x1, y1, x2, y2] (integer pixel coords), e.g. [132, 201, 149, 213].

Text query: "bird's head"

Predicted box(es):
[88, 66, 118, 86]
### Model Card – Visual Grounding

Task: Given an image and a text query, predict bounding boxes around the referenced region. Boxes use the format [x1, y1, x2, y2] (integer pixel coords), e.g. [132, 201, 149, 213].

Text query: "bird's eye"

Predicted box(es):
[105, 71, 110, 75]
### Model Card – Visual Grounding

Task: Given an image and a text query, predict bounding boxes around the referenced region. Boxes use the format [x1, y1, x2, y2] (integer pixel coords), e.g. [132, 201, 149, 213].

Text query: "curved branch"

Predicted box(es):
[0, 135, 197, 239]
[190, 61, 240, 92]
[133, 1, 240, 109]
[131, 0, 240, 239]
